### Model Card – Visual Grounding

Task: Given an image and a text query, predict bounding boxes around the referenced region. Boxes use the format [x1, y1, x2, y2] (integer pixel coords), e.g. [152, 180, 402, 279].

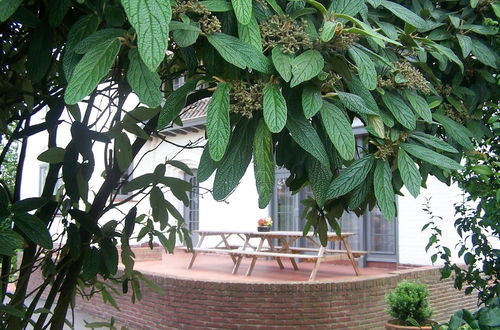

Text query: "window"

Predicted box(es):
[39, 164, 63, 196]
[270, 134, 398, 262]
[114, 166, 132, 198]
[184, 171, 199, 233]
[172, 76, 185, 91]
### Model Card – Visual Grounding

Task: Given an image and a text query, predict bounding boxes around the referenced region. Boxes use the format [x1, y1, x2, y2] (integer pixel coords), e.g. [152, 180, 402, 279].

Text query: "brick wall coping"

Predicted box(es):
[134, 265, 440, 292]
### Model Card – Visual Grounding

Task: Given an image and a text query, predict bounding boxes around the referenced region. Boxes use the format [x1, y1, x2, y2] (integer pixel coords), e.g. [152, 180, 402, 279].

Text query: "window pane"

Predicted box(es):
[185, 173, 199, 232]
[275, 178, 299, 231]
[369, 206, 395, 253]
[339, 212, 363, 250]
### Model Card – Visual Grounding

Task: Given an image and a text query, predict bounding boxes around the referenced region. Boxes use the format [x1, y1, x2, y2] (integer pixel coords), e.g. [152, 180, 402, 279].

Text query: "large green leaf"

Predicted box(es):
[263, 83, 287, 133]
[164, 199, 184, 222]
[397, 149, 421, 198]
[67, 223, 81, 260]
[123, 173, 155, 193]
[0, 230, 24, 257]
[290, 50, 324, 87]
[348, 173, 373, 211]
[213, 120, 255, 200]
[470, 38, 497, 68]
[114, 133, 132, 171]
[253, 119, 275, 208]
[197, 143, 218, 182]
[157, 78, 201, 130]
[456, 34, 472, 58]
[321, 21, 336, 42]
[409, 132, 458, 154]
[73, 28, 126, 54]
[200, 0, 233, 12]
[82, 247, 101, 280]
[272, 47, 293, 82]
[63, 15, 99, 81]
[26, 22, 54, 83]
[237, 15, 262, 51]
[403, 90, 432, 123]
[11, 198, 48, 213]
[172, 23, 199, 47]
[302, 86, 323, 118]
[232, 0, 252, 25]
[337, 91, 378, 115]
[329, 0, 364, 16]
[326, 155, 375, 199]
[380, 0, 427, 29]
[347, 46, 377, 90]
[165, 160, 193, 175]
[13, 213, 53, 249]
[400, 143, 463, 170]
[345, 76, 386, 124]
[150, 186, 169, 230]
[0, 0, 23, 22]
[122, 0, 171, 71]
[433, 113, 474, 150]
[307, 156, 332, 207]
[206, 33, 272, 73]
[320, 101, 355, 160]
[207, 82, 231, 161]
[381, 92, 416, 130]
[374, 160, 395, 220]
[286, 111, 330, 168]
[127, 49, 162, 108]
[37, 147, 65, 164]
[65, 39, 121, 104]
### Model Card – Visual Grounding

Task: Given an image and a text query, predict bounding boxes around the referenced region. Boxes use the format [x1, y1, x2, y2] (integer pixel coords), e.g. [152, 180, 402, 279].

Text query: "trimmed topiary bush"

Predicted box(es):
[386, 280, 433, 326]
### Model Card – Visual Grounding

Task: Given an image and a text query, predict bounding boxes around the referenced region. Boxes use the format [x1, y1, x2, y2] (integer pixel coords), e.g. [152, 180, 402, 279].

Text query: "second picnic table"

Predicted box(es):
[188, 230, 366, 281]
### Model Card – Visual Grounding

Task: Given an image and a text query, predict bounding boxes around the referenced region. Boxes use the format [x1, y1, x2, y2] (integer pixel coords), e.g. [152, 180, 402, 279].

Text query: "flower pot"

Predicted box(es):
[257, 226, 271, 232]
[385, 319, 435, 330]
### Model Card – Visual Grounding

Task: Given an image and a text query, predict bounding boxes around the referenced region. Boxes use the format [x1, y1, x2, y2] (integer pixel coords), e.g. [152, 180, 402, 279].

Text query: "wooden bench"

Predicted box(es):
[193, 248, 320, 260]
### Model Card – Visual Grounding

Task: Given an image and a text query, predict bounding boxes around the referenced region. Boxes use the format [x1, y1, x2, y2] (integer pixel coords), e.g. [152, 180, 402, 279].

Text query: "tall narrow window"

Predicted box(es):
[184, 171, 199, 233]
[39, 164, 63, 196]
[114, 165, 132, 198]
[39, 164, 48, 196]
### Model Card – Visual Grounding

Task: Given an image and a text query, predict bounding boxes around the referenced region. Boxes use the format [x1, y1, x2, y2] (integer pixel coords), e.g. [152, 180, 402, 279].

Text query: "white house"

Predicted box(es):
[20, 94, 467, 269]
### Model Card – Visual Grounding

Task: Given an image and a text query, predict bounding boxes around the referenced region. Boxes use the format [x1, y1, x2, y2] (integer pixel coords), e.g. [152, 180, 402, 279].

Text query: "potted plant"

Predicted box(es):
[257, 217, 272, 232]
[385, 280, 435, 329]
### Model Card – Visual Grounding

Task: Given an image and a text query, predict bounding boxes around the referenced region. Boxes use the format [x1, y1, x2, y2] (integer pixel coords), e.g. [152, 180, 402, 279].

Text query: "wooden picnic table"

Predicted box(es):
[187, 230, 366, 281]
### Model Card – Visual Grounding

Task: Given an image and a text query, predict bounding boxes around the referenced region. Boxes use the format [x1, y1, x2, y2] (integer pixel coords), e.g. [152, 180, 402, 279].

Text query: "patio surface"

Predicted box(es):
[132, 248, 402, 283]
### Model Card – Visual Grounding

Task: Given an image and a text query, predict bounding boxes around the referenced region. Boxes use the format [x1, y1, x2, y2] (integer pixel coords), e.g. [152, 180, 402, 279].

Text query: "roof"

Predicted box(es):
[180, 97, 209, 121]
[161, 98, 208, 136]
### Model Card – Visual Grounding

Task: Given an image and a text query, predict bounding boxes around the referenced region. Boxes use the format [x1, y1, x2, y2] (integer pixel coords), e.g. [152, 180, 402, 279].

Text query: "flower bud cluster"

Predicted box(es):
[330, 33, 359, 51]
[260, 15, 312, 54]
[173, 0, 221, 34]
[173, 0, 210, 16]
[393, 61, 431, 94]
[230, 80, 264, 118]
[320, 72, 342, 92]
[373, 138, 401, 160]
[444, 104, 470, 124]
[200, 15, 221, 34]
[378, 61, 430, 94]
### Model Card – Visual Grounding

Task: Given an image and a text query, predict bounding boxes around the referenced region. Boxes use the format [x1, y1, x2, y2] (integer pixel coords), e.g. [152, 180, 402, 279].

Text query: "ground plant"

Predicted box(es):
[386, 280, 433, 326]
[0, 0, 498, 328]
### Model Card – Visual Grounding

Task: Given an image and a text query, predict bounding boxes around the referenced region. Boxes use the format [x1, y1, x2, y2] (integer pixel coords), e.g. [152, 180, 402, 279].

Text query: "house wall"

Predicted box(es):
[398, 177, 466, 266]
[19, 104, 469, 266]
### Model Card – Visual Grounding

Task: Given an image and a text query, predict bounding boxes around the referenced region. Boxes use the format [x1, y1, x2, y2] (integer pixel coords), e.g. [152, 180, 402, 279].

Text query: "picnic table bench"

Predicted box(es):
[188, 230, 366, 281]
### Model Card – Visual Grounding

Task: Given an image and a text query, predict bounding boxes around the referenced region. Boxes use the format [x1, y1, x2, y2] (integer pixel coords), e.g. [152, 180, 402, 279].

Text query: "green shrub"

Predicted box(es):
[386, 280, 433, 325]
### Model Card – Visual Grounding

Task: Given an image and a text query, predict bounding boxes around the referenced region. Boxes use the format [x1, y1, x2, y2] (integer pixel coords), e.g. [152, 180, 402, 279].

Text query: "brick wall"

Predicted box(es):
[29, 266, 477, 329]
